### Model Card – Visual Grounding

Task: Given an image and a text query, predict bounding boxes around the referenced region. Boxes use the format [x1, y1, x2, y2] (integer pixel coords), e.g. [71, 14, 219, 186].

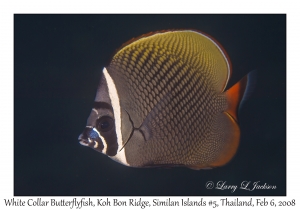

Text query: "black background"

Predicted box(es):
[14, 14, 286, 196]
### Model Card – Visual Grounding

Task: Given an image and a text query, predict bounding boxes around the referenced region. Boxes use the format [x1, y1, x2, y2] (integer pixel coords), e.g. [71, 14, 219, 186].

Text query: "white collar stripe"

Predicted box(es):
[103, 67, 129, 166]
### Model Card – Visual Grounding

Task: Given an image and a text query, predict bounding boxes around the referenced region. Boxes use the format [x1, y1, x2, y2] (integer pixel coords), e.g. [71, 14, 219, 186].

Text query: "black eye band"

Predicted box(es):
[93, 102, 113, 112]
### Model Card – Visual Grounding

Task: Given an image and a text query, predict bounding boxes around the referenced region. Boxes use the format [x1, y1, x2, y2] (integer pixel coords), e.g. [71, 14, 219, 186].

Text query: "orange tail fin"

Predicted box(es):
[225, 75, 248, 122]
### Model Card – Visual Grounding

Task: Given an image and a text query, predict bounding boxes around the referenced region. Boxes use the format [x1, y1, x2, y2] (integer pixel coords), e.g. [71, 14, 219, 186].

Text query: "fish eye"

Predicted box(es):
[97, 116, 114, 132]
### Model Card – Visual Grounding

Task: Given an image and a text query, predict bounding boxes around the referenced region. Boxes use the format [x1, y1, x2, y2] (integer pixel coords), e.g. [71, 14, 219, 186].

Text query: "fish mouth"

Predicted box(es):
[78, 126, 95, 147]
[78, 134, 90, 147]
[78, 133, 95, 147]
[78, 133, 103, 152]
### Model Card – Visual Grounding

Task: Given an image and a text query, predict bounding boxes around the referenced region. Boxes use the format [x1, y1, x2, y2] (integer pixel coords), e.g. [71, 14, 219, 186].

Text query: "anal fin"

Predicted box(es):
[187, 165, 213, 170]
[187, 112, 240, 170]
[209, 112, 240, 167]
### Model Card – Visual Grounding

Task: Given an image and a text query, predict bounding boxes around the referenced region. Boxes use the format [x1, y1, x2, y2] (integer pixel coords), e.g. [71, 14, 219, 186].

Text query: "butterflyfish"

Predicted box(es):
[78, 30, 249, 170]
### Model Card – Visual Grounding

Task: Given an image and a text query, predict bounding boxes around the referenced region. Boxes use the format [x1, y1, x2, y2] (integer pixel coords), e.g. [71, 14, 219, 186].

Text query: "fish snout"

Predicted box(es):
[78, 129, 104, 152]
[78, 133, 90, 147]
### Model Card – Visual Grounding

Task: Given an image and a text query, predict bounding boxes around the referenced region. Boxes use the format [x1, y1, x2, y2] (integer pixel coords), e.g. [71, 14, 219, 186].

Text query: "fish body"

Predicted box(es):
[78, 30, 248, 169]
